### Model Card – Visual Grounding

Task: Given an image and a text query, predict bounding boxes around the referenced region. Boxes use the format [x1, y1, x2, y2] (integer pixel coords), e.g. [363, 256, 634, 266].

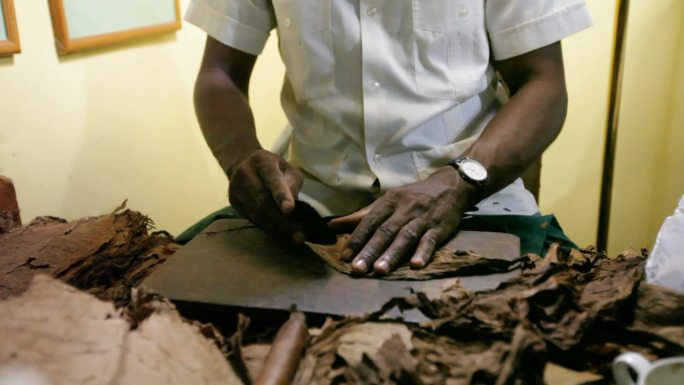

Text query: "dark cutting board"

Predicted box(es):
[143, 219, 521, 319]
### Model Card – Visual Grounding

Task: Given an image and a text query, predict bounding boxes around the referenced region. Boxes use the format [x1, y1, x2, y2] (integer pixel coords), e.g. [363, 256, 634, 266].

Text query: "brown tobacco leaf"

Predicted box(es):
[543, 364, 602, 385]
[293, 319, 359, 385]
[227, 314, 254, 385]
[0, 204, 178, 306]
[343, 333, 418, 384]
[0, 275, 241, 385]
[242, 344, 272, 382]
[626, 282, 684, 357]
[292, 320, 415, 385]
[633, 283, 684, 329]
[285, 249, 684, 384]
[337, 322, 414, 366]
[308, 234, 523, 280]
[405, 251, 645, 346]
[411, 330, 510, 385]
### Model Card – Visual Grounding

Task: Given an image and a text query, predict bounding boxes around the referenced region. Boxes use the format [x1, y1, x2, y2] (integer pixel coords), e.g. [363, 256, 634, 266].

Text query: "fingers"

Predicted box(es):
[410, 228, 447, 269]
[339, 195, 460, 274]
[349, 218, 405, 274]
[282, 165, 303, 204]
[373, 219, 428, 274]
[350, 221, 453, 275]
[257, 155, 300, 214]
[328, 205, 372, 234]
[341, 203, 393, 263]
[229, 150, 305, 243]
[251, 199, 306, 244]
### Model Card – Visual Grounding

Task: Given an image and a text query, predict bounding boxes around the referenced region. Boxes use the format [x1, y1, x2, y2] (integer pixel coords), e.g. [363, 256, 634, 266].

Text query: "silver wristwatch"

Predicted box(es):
[448, 156, 488, 189]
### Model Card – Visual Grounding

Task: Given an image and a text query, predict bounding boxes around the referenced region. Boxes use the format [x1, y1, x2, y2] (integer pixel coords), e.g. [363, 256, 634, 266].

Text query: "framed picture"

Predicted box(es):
[0, 0, 20, 57]
[48, 0, 181, 55]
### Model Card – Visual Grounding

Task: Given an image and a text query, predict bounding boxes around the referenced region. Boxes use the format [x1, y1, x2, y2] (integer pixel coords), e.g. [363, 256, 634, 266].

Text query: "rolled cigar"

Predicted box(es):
[0, 176, 19, 212]
[0, 176, 21, 232]
[254, 312, 309, 385]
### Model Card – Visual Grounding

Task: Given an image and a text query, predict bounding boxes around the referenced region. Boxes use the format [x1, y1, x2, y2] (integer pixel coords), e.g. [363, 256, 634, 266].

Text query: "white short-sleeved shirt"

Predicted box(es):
[186, 0, 592, 216]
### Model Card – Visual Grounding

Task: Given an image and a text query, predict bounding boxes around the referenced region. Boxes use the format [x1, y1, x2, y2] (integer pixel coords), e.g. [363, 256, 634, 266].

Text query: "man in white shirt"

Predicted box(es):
[186, 0, 592, 274]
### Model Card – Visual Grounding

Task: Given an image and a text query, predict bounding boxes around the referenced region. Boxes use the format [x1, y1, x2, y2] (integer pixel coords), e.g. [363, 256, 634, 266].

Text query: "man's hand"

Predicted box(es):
[329, 166, 478, 274]
[229, 149, 306, 244]
[329, 42, 568, 275]
[194, 38, 310, 244]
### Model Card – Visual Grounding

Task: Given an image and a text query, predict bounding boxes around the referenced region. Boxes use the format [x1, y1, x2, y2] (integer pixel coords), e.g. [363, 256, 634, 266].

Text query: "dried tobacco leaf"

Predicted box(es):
[343, 334, 419, 385]
[285, 249, 684, 384]
[293, 318, 355, 385]
[308, 234, 523, 280]
[0, 275, 240, 385]
[0, 204, 178, 306]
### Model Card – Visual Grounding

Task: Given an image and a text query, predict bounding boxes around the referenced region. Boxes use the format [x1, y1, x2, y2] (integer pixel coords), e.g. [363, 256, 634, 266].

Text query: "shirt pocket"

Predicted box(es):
[273, 0, 335, 102]
[412, 0, 489, 101]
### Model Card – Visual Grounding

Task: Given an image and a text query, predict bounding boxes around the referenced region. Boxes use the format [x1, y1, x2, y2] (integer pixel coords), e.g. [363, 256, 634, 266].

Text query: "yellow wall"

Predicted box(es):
[539, 0, 616, 247]
[0, 0, 285, 235]
[661, 31, 684, 213]
[606, 0, 684, 255]
[1, 0, 681, 252]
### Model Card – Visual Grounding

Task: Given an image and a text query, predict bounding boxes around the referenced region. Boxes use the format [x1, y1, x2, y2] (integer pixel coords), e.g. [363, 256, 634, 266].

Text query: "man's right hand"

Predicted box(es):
[194, 38, 306, 243]
[228, 149, 306, 244]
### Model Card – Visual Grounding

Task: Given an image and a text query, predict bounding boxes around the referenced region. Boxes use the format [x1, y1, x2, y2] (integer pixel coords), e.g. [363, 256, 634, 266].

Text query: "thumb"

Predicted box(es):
[329, 205, 372, 233]
[279, 166, 303, 212]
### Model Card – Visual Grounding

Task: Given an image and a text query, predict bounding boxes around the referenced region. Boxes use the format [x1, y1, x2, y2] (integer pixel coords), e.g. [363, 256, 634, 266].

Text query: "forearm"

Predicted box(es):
[457, 42, 568, 199]
[194, 67, 262, 178]
[465, 75, 567, 196]
[193, 38, 306, 243]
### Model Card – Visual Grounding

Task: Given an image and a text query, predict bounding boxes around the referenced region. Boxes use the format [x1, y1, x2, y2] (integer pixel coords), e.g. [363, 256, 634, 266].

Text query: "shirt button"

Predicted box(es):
[283, 18, 292, 27]
[366, 6, 377, 17]
[458, 8, 469, 18]
[370, 81, 381, 92]
[374, 154, 383, 162]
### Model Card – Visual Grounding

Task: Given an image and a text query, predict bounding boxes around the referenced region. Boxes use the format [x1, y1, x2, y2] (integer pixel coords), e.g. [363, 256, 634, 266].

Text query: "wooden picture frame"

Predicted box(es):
[48, 0, 181, 55]
[0, 0, 21, 57]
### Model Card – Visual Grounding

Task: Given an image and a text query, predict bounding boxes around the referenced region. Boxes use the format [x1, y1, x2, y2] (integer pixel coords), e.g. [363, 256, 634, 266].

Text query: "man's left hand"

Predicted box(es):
[329, 166, 478, 274]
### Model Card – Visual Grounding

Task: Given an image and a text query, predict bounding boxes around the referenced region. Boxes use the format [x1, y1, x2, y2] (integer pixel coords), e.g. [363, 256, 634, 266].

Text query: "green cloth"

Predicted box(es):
[175, 206, 243, 244]
[175, 207, 577, 256]
[459, 214, 577, 256]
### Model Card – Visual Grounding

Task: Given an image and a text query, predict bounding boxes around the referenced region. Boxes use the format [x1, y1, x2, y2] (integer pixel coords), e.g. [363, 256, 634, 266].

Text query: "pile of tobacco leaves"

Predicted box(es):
[1, 175, 683, 384]
[0, 201, 179, 306]
[230, 246, 684, 385]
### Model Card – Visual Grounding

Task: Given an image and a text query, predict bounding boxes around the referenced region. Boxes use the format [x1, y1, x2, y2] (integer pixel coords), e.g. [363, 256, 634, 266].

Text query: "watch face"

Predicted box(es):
[461, 159, 488, 182]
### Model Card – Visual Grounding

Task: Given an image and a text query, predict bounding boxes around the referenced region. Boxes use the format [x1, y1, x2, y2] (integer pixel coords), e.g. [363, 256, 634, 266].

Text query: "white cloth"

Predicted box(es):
[646, 195, 684, 292]
[186, 0, 592, 216]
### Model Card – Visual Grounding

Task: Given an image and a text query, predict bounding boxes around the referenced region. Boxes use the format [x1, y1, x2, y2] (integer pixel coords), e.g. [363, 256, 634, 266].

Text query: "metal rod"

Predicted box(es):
[597, 0, 631, 251]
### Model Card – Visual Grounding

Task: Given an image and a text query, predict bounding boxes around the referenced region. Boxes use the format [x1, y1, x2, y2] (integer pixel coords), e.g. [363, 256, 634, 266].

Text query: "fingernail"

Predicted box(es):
[410, 257, 425, 269]
[341, 249, 354, 261]
[375, 260, 389, 273]
[352, 259, 367, 273]
[292, 231, 306, 244]
[281, 200, 294, 214]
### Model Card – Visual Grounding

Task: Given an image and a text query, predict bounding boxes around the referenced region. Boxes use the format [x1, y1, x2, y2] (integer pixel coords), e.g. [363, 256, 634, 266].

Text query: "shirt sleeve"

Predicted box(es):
[185, 0, 276, 55]
[486, 0, 593, 61]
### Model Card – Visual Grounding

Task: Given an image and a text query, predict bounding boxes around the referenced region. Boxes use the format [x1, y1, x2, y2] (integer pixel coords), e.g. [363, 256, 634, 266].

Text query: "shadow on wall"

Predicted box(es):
[59, 36, 227, 235]
[0, 57, 16, 67]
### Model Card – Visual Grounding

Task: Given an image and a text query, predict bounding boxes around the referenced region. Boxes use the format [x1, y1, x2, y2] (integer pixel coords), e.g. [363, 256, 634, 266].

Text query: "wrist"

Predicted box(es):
[222, 144, 263, 179]
[435, 166, 482, 211]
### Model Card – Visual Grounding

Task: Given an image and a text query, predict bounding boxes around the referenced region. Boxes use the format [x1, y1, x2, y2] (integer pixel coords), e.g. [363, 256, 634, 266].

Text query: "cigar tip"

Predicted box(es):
[289, 311, 306, 322]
